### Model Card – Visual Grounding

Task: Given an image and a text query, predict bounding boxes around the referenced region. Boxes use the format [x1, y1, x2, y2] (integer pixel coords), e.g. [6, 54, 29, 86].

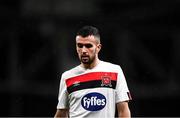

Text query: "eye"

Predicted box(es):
[77, 43, 83, 48]
[85, 44, 93, 48]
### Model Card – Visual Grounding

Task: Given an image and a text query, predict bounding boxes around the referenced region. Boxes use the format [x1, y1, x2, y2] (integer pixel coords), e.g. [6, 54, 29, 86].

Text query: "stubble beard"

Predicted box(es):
[80, 55, 96, 65]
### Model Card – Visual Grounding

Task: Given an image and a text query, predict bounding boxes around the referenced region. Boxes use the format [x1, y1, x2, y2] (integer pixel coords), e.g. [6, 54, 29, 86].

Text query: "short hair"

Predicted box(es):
[76, 25, 100, 43]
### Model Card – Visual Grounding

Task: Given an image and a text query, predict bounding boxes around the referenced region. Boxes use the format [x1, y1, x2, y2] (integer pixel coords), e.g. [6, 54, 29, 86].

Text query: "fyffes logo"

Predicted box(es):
[81, 92, 106, 111]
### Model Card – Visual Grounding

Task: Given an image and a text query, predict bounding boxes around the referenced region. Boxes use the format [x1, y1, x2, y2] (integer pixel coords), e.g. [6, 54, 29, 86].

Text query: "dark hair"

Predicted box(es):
[76, 26, 100, 39]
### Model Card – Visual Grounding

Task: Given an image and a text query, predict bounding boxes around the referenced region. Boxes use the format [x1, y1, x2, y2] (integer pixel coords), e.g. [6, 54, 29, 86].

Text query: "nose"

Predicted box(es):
[82, 46, 88, 54]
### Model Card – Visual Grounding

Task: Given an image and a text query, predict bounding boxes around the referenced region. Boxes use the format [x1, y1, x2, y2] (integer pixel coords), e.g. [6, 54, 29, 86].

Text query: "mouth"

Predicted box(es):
[81, 56, 89, 62]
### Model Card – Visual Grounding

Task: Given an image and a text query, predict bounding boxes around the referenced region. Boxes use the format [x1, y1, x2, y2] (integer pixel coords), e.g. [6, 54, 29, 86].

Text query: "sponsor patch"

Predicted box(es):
[81, 92, 106, 111]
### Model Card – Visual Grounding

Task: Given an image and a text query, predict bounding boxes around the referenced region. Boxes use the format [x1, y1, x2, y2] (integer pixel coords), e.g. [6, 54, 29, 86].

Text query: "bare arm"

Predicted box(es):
[117, 101, 131, 118]
[54, 109, 69, 118]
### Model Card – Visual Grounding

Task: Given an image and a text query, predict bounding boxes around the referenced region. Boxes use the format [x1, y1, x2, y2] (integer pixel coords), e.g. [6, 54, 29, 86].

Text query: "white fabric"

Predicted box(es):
[57, 61, 131, 118]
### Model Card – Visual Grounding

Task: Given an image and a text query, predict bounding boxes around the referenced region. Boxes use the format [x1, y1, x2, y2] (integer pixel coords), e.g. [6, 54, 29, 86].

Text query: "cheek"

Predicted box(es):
[90, 48, 96, 54]
[76, 48, 81, 53]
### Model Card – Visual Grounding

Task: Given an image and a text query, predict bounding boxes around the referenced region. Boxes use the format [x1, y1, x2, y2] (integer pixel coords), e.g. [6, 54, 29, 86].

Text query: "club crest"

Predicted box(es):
[101, 75, 112, 87]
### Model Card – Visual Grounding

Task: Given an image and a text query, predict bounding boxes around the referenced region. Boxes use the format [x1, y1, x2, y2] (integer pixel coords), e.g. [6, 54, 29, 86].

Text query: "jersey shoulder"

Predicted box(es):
[100, 61, 122, 72]
[61, 65, 83, 80]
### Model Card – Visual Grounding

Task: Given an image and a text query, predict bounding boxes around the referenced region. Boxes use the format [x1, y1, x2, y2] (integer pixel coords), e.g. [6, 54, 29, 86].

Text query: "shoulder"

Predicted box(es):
[97, 61, 124, 74]
[61, 65, 82, 79]
[100, 61, 122, 71]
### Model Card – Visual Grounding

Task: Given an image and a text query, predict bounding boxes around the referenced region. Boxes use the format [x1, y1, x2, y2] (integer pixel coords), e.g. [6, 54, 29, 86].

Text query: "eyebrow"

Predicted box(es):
[77, 43, 93, 48]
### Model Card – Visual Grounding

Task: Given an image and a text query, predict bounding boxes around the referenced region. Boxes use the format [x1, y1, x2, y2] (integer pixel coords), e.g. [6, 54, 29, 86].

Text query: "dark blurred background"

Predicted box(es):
[1, 0, 180, 117]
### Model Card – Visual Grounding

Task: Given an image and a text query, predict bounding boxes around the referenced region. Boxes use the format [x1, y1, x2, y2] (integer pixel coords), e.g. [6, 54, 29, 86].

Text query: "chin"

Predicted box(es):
[82, 62, 90, 65]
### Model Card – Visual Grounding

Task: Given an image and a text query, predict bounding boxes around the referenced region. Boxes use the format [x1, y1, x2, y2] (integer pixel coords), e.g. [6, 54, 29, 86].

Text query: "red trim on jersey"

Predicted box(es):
[65, 72, 118, 87]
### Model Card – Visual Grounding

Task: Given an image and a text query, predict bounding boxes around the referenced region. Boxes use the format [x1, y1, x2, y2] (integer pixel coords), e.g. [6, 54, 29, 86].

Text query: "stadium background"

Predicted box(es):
[1, 0, 180, 117]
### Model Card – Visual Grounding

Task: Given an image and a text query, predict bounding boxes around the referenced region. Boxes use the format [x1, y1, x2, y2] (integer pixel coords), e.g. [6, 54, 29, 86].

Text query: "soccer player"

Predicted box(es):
[54, 26, 132, 118]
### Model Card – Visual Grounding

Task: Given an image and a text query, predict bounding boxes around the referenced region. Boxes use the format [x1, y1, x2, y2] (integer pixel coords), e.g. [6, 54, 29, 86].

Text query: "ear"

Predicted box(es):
[96, 44, 102, 53]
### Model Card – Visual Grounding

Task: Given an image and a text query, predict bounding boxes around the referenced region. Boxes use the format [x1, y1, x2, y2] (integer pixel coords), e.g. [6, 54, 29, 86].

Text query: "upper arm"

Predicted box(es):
[115, 66, 132, 102]
[57, 74, 69, 109]
[116, 101, 131, 117]
[54, 109, 69, 118]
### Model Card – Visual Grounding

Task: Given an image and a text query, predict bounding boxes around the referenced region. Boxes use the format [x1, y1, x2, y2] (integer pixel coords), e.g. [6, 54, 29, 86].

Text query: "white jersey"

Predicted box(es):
[57, 61, 131, 118]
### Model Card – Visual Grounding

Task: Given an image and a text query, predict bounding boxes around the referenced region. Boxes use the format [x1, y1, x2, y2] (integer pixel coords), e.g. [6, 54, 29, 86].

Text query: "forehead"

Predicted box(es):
[76, 35, 98, 44]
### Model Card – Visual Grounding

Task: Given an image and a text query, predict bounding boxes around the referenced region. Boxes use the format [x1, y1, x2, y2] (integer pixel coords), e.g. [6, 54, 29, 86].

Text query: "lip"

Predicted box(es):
[81, 56, 89, 62]
[81, 55, 89, 58]
[81, 56, 89, 59]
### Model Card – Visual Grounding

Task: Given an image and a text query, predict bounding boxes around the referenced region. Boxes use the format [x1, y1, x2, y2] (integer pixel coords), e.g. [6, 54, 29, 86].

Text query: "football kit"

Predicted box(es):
[57, 61, 131, 118]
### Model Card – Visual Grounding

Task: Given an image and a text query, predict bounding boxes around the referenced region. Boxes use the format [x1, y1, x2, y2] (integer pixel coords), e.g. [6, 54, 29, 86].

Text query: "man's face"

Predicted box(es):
[76, 35, 101, 65]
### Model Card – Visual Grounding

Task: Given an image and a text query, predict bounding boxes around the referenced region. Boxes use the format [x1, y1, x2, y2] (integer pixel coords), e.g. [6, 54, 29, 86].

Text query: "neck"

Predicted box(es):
[81, 58, 100, 69]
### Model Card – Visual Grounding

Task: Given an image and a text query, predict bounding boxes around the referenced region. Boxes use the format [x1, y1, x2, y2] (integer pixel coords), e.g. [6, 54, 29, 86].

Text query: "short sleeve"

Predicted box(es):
[115, 66, 132, 103]
[57, 73, 69, 109]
